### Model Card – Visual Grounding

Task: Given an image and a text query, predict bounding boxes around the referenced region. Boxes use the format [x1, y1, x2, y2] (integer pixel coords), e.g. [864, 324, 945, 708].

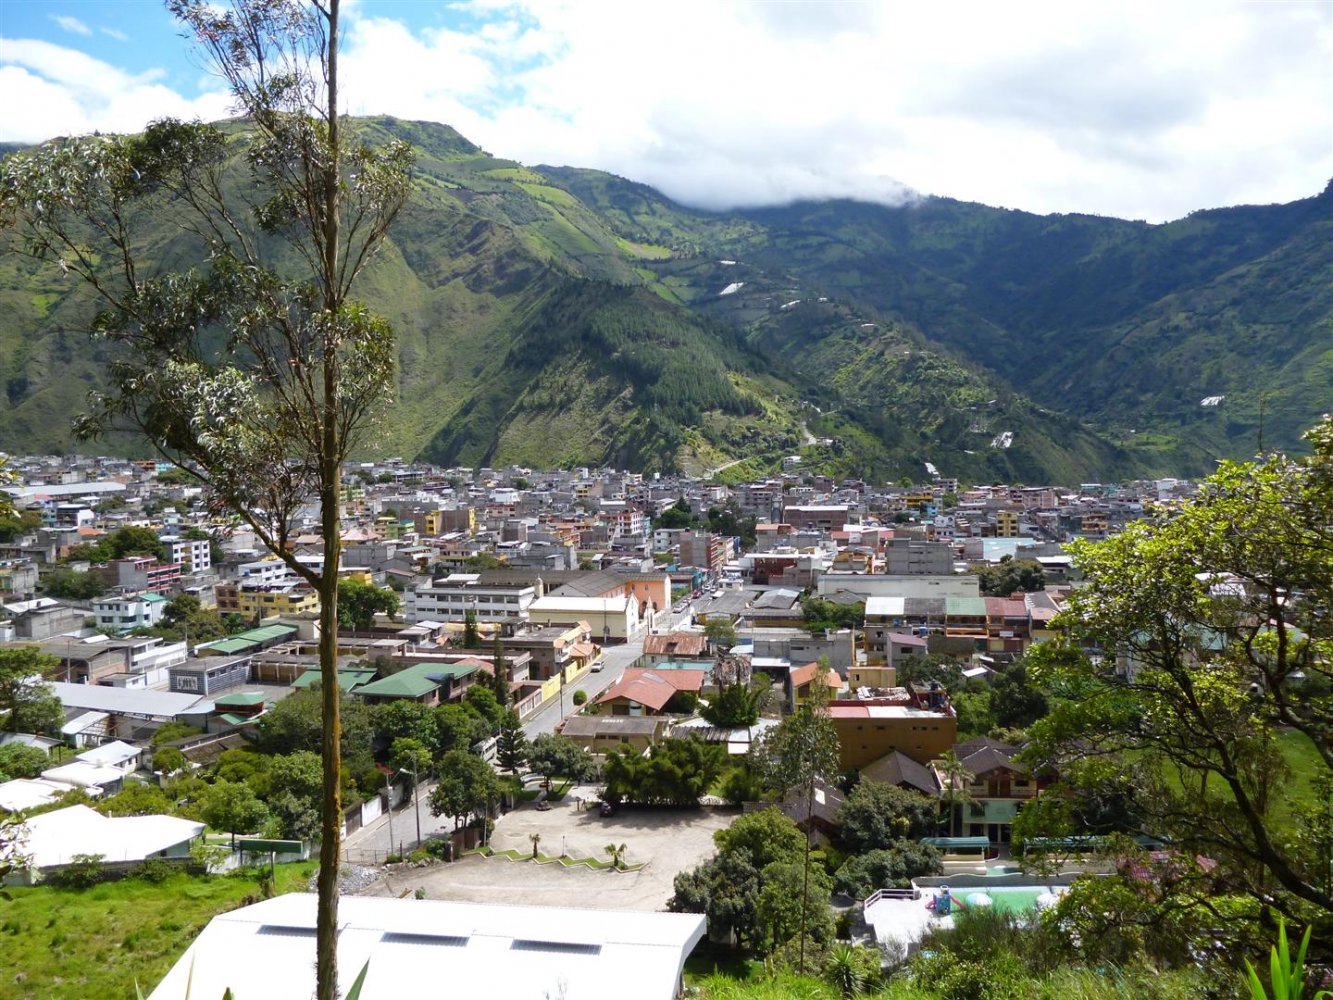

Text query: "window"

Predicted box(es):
[176, 675, 198, 692]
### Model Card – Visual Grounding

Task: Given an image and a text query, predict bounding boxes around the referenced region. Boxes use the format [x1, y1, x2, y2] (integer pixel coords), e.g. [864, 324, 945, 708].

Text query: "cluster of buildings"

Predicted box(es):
[0, 452, 1196, 841]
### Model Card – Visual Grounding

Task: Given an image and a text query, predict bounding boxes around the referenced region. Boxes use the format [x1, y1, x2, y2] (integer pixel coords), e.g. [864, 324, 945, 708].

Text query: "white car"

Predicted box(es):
[590, 660, 604, 672]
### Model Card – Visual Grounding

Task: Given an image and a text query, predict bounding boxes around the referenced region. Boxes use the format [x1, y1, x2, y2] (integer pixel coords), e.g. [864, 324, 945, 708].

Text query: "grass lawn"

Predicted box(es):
[0, 862, 317, 999]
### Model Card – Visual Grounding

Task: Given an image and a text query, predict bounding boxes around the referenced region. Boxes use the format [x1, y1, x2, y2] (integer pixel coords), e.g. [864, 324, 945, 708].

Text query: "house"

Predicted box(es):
[640, 630, 709, 666]
[789, 660, 844, 709]
[558, 714, 668, 754]
[353, 661, 482, 706]
[827, 684, 958, 769]
[526, 595, 639, 642]
[210, 691, 269, 729]
[950, 738, 1046, 843]
[10, 804, 203, 885]
[93, 592, 168, 633]
[859, 749, 941, 797]
[596, 668, 707, 716]
[149, 894, 706, 1000]
[755, 776, 845, 843]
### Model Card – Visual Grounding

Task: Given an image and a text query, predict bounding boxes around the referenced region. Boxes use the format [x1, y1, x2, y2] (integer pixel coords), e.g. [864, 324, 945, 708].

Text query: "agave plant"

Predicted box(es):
[1245, 918, 1330, 1000]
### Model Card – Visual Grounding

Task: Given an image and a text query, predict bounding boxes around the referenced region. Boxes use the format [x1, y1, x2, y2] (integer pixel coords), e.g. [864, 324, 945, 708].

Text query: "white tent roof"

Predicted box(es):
[150, 894, 706, 1000]
[21, 804, 203, 868]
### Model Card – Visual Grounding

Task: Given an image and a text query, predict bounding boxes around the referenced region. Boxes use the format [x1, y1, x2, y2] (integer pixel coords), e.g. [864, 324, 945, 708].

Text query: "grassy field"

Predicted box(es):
[0, 863, 317, 1000]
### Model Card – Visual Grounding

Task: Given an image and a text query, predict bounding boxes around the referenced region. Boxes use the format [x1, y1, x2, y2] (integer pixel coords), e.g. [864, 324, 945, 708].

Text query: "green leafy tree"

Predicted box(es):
[602, 737, 725, 806]
[832, 843, 943, 897]
[989, 660, 1048, 730]
[0, 1, 413, 993]
[390, 737, 432, 786]
[462, 684, 506, 731]
[656, 499, 693, 530]
[495, 712, 529, 775]
[752, 660, 841, 972]
[43, 567, 107, 600]
[714, 808, 807, 870]
[837, 782, 939, 853]
[266, 751, 323, 840]
[98, 781, 175, 817]
[669, 849, 762, 948]
[202, 782, 270, 846]
[371, 700, 438, 755]
[1025, 418, 1333, 926]
[462, 607, 480, 648]
[0, 743, 49, 780]
[936, 749, 973, 837]
[152, 746, 188, 776]
[429, 749, 501, 830]
[756, 858, 835, 956]
[490, 636, 510, 705]
[527, 733, 597, 791]
[977, 556, 1045, 596]
[256, 686, 372, 760]
[0, 646, 63, 734]
[337, 579, 399, 631]
[432, 703, 491, 759]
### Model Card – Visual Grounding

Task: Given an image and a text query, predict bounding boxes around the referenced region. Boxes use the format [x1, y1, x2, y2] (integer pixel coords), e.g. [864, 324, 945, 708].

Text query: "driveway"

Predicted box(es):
[360, 795, 737, 911]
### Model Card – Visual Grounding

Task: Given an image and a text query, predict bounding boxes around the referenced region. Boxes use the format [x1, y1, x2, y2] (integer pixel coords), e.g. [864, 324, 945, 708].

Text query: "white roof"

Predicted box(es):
[865, 596, 906, 617]
[76, 740, 141, 768]
[0, 777, 79, 812]
[530, 596, 630, 612]
[41, 761, 127, 788]
[21, 804, 203, 868]
[50, 681, 202, 718]
[150, 894, 706, 1000]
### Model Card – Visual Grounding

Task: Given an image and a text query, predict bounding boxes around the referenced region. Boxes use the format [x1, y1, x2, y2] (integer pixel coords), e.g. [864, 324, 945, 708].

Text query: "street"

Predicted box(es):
[345, 610, 696, 858]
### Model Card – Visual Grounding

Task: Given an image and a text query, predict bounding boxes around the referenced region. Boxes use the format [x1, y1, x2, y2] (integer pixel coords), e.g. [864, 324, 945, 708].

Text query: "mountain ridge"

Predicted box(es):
[1, 117, 1328, 481]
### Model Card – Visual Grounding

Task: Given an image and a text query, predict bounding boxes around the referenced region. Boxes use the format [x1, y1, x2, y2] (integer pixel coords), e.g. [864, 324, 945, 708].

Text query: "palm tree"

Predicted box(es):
[604, 843, 627, 870]
[529, 832, 542, 860]
[937, 750, 972, 837]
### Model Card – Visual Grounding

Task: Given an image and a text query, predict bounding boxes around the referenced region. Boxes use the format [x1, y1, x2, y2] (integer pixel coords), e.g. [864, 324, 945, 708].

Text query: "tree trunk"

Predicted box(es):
[315, 4, 344, 1000]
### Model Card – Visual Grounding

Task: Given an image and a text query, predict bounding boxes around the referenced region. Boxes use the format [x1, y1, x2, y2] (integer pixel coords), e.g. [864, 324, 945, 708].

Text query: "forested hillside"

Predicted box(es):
[2, 118, 1328, 480]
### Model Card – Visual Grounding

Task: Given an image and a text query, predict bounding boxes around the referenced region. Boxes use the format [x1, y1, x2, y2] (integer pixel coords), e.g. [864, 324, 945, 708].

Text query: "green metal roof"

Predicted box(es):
[922, 836, 991, 850]
[292, 668, 377, 692]
[142, 593, 168, 603]
[945, 597, 988, 617]
[217, 712, 256, 726]
[353, 661, 480, 699]
[202, 638, 256, 654]
[236, 624, 299, 642]
[214, 691, 267, 707]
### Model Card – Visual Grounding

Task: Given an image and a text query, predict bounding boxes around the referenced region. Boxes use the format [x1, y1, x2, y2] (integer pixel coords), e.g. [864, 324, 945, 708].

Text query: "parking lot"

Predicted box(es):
[362, 791, 737, 911]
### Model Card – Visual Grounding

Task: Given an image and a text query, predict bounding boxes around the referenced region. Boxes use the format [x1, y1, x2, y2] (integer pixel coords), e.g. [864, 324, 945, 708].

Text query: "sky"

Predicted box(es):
[1, 0, 1331, 222]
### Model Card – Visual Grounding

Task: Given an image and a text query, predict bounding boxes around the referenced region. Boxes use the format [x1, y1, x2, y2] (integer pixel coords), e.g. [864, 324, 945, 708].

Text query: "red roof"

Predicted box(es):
[596, 668, 707, 712]
[790, 661, 843, 690]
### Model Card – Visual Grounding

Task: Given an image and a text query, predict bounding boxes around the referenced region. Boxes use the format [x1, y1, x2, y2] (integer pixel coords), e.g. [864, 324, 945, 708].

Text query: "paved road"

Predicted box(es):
[344, 610, 697, 859]
[522, 608, 695, 737]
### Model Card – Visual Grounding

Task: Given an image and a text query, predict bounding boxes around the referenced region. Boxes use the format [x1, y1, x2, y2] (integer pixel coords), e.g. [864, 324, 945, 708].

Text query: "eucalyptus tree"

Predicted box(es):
[0, 2, 412, 995]
[752, 659, 841, 973]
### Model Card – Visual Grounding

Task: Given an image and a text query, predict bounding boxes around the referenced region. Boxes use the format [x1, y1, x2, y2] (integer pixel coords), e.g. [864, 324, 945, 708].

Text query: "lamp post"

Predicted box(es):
[398, 762, 422, 847]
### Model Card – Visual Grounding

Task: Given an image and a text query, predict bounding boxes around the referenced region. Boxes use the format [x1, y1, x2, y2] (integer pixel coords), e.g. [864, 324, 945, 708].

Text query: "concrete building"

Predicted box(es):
[93, 592, 168, 633]
[404, 575, 536, 624]
[828, 687, 957, 769]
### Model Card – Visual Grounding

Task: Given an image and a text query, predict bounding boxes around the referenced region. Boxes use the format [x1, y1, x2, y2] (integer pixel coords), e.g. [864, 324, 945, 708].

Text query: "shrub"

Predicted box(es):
[424, 838, 452, 861]
[133, 857, 177, 883]
[48, 853, 109, 889]
[572, 689, 588, 706]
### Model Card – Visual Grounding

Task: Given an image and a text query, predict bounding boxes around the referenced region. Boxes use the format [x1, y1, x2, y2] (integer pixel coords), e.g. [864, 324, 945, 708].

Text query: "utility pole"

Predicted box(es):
[383, 771, 395, 859]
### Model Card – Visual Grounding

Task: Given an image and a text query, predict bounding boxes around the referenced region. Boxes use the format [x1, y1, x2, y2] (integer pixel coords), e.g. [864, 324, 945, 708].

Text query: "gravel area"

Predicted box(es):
[308, 864, 382, 895]
[359, 798, 738, 911]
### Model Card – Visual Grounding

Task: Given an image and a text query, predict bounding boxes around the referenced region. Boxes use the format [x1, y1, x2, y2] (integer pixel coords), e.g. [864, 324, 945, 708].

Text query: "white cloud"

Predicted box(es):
[6, 0, 1332, 221]
[99, 27, 130, 42]
[49, 14, 91, 37]
[0, 40, 229, 140]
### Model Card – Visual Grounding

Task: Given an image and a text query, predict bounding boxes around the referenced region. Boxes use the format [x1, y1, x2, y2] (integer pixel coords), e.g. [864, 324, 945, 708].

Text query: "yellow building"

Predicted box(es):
[995, 510, 1020, 537]
[829, 700, 958, 769]
[216, 582, 320, 619]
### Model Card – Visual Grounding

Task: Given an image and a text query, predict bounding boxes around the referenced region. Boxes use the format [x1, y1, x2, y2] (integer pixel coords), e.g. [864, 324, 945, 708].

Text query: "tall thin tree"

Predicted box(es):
[0, 3, 412, 996]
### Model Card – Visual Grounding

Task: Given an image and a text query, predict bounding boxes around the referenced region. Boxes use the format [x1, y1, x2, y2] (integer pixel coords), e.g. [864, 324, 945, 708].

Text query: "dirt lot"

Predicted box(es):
[363, 789, 738, 911]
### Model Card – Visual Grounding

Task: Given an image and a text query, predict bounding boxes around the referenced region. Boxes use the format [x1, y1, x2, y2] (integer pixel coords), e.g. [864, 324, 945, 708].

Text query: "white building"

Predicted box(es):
[150, 894, 706, 1000]
[11, 805, 203, 884]
[404, 574, 536, 624]
[161, 535, 212, 573]
[93, 592, 169, 633]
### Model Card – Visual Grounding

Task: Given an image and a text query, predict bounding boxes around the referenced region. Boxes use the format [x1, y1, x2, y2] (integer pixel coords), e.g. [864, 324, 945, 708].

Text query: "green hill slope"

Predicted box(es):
[2, 117, 1326, 480]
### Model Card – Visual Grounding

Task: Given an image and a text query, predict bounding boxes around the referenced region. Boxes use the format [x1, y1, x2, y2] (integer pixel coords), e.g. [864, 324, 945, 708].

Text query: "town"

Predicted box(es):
[0, 451, 1251, 997]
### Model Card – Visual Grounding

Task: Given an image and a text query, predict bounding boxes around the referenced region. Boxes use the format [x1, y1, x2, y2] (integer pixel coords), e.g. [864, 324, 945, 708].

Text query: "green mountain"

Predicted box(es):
[2, 117, 1328, 482]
